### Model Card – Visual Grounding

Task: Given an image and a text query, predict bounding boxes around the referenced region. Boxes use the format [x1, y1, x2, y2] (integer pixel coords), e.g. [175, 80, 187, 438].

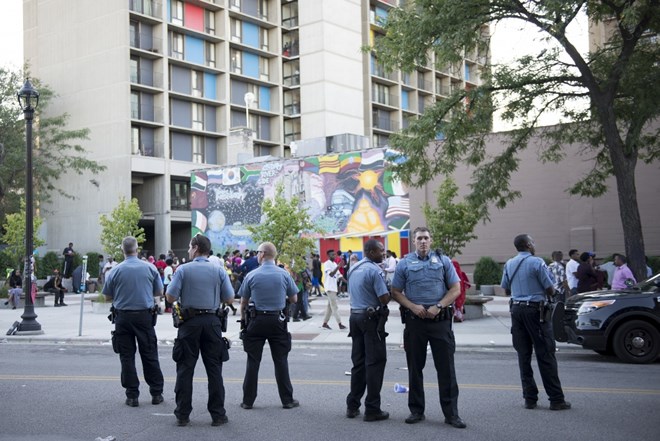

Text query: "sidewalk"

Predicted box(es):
[0, 294, 574, 350]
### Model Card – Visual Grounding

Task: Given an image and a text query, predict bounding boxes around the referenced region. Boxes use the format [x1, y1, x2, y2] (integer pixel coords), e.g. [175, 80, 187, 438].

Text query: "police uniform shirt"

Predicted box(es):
[391, 252, 460, 305]
[166, 256, 234, 309]
[102, 256, 163, 310]
[501, 252, 554, 302]
[239, 261, 298, 311]
[348, 258, 389, 309]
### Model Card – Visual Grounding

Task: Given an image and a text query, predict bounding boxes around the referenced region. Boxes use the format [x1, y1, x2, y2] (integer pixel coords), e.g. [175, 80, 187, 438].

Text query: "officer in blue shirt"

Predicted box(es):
[345, 239, 390, 422]
[165, 233, 235, 427]
[103, 236, 164, 408]
[391, 227, 466, 429]
[238, 242, 299, 410]
[501, 234, 571, 411]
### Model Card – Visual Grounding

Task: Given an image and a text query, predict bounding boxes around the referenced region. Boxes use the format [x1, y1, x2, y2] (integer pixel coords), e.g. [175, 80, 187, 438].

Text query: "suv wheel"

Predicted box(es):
[612, 320, 660, 364]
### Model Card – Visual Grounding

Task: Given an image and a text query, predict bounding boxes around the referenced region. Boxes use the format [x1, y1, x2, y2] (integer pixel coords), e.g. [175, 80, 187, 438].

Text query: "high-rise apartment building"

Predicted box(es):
[24, 0, 488, 256]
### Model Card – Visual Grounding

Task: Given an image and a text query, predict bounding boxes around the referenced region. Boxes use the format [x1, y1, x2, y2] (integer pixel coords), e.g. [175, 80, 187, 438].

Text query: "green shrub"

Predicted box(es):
[473, 257, 502, 289]
[85, 252, 102, 278]
[0, 251, 16, 278]
[39, 251, 61, 278]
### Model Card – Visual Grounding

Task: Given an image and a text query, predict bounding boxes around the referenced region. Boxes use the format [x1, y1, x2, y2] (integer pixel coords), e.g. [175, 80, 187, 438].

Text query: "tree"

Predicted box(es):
[371, 1, 659, 281]
[424, 177, 480, 257]
[0, 66, 105, 223]
[99, 197, 145, 262]
[247, 185, 321, 272]
[1, 200, 45, 269]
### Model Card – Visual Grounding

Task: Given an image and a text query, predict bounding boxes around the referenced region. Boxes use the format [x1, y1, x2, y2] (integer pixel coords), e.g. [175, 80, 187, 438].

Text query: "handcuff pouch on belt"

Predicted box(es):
[108, 305, 117, 324]
[217, 306, 229, 332]
[367, 305, 389, 339]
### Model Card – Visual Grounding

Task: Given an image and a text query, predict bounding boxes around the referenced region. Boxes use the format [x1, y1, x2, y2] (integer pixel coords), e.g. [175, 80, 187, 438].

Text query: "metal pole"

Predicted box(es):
[17, 99, 42, 333]
[78, 255, 88, 336]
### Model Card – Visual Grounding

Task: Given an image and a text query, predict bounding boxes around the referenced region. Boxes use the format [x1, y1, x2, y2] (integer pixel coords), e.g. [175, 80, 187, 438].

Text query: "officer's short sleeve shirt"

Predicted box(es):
[239, 261, 297, 310]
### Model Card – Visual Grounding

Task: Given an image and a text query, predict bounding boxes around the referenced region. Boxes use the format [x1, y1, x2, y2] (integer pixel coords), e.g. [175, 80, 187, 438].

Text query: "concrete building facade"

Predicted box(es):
[23, 0, 487, 256]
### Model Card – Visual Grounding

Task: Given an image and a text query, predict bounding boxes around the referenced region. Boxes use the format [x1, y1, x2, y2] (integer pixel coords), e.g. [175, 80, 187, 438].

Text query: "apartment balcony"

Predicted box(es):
[129, 0, 162, 20]
[418, 78, 434, 93]
[133, 141, 164, 157]
[284, 131, 301, 145]
[372, 93, 399, 108]
[283, 102, 301, 116]
[435, 84, 451, 96]
[131, 106, 164, 125]
[372, 65, 398, 83]
[282, 15, 299, 29]
[283, 72, 300, 88]
[130, 68, 163, 89]
[130, 30, 162, 54]
[373, 117, 400, 132]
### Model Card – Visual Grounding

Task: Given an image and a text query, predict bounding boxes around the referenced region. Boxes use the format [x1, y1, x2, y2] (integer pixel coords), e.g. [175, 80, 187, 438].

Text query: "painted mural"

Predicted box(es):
[190, 147, 409, 252]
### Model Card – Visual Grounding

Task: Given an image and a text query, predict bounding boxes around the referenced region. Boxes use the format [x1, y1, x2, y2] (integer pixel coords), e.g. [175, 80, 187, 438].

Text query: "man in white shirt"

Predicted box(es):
[322, 250, 346, 330]
[565, 249, 580, 297]
[384, 250, 397, 284]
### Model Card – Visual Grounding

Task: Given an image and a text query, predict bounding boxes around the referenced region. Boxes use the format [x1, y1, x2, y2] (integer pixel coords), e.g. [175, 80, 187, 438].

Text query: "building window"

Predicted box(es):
[130, 20, 140, 47]
[231, 49, 242, 74]
[283, 61, 300, 86]
[230, 0, 241, 11]
[192, 136, 204, 163]
[131, 92, 140, 119]
[170, 32, 184, 59]
[260, 27, 269, 51]
[282, 2, 298, 28]
[171, 180, 191, 211]
[372, 83, 390, 106]
[205, 10, 216, 35]
[131, 126, 141, 154]
[230, 18, 242, 42]
[130, 56, 139, 83]
[259, 57, 269, 81]
[206, 42, 216, 67]
[171, 0, 184, 26]
[192, 103, 204, 130]
[258, 0, 268, 20]
[192, 70, 203, 97]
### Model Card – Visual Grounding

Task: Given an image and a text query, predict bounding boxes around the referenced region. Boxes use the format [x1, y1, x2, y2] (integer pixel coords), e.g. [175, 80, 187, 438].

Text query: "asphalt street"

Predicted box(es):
[0, 343, 658, 441]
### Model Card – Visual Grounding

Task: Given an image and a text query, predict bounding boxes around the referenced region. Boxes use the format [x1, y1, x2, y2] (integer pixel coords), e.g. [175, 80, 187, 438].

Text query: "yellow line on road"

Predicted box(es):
[0, 375, 658, 396]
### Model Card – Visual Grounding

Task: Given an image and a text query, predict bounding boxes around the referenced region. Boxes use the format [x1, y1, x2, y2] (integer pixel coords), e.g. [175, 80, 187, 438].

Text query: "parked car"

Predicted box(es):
[553, 273, 660, 364]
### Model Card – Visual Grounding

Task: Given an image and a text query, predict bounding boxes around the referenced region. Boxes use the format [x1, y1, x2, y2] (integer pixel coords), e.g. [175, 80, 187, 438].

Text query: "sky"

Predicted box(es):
[0, 0, 588, 130]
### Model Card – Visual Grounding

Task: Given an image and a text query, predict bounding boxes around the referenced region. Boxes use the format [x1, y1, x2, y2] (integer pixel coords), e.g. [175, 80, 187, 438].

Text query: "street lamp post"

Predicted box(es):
[16, 79, 42, 334]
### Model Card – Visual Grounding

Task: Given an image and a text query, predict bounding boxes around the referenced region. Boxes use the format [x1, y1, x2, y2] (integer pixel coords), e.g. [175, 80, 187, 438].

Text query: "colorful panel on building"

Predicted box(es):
[190, 148, 409, 252]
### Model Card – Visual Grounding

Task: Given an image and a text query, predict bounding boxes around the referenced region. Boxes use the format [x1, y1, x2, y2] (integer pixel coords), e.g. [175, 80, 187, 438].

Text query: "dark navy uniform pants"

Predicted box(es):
[346, 312, 387, 415]
[242, 314, 294, 406]
[403, 317, 459, 418]
[510, 304, 565, 403]
[114, 310, 164, 399]
[172, 314, 228, 420]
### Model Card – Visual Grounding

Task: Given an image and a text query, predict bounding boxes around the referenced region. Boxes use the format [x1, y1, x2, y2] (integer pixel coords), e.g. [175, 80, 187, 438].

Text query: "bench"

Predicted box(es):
[17, 291, 52, 308]
[464, 295, 494, 319]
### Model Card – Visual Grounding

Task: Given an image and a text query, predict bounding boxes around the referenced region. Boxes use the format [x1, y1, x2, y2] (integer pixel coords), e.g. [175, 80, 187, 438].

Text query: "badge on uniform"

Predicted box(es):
[431, 257, 438, 264]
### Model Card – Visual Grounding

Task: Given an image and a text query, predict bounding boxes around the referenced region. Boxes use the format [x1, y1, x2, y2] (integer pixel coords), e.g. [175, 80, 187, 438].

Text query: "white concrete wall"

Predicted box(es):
[299, 0, 365, 139]
[25, 0, 131, 255]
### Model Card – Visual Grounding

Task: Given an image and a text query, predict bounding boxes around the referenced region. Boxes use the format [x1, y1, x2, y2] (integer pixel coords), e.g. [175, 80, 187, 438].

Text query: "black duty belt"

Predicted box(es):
[255, 310, 282, 315]
[511, 300, 543, 306]
[192, 309, 217, 314]
[116, 309, 151, 313]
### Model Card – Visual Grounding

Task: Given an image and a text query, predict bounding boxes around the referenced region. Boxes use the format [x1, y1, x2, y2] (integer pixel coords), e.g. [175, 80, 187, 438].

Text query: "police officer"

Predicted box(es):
[391, 227, 466, 429]
[501, 234, 571, 411]
[238, 242, 299, 410]
[345, 239, 390, 421]
[102, 236, 164, 408]
[165, 233, 235, 427]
